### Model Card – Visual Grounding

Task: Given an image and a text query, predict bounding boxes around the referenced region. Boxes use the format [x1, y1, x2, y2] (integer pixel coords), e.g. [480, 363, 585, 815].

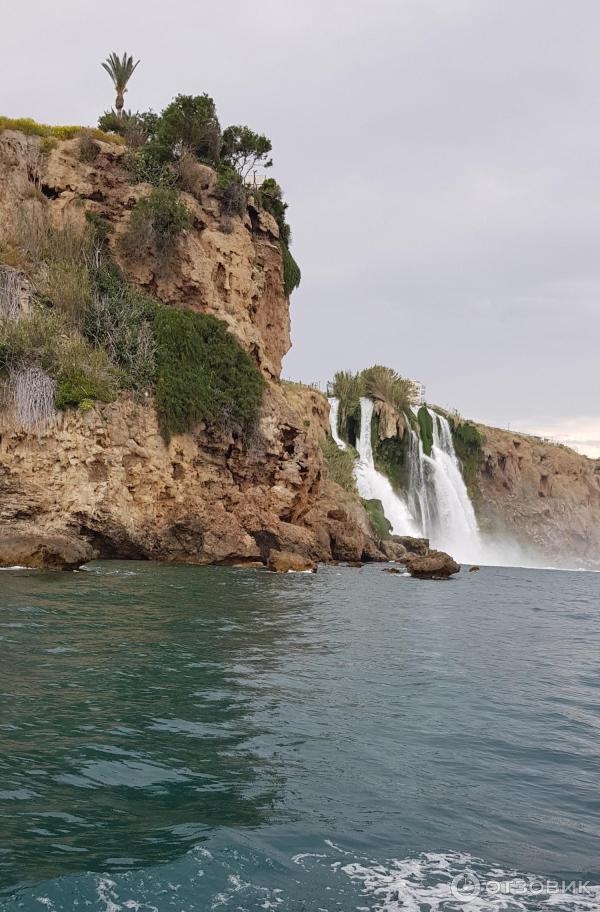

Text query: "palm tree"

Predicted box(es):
[101, 52, 140, 118]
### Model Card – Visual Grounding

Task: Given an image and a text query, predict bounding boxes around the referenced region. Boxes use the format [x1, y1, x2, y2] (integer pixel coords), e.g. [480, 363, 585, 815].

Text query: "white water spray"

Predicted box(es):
[353, 398, 420, 536]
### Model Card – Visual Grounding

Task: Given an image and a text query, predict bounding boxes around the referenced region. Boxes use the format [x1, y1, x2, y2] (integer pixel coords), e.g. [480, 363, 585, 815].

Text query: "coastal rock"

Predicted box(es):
[393, 535, 429, 555]
[381, 540, 408, 561]
[267, 550, 317, 573]
[474, 425, 600, 568]
[401, 549, 460, 579]
[0, 531, 94, 570]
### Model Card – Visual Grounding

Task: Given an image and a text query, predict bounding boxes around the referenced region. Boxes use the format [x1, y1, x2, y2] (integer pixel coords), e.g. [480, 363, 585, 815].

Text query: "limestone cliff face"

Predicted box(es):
[0, 130, 381, 566]
[0, 130, 289, 378]
[474, 424, 600, 568]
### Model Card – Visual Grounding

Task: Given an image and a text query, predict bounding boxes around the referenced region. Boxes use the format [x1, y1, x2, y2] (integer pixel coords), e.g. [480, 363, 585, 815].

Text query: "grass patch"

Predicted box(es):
[0, 116, 123, 144]
[152, 307, 265, 441]
[320, 435, 357, 493]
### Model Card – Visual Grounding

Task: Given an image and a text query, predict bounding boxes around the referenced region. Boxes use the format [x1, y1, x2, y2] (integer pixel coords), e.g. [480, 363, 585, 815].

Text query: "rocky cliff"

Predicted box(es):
[0, 129, 380, 567]
[474, 424, 600, 568]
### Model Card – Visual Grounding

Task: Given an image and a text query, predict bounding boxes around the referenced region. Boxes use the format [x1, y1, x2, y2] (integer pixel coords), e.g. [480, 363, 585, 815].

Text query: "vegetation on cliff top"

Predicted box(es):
[95, 48, 299, 295]
[0, 213, 264, 440]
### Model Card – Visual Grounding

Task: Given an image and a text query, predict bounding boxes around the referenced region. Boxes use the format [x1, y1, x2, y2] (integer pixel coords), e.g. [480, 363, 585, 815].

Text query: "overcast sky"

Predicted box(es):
[4, 1, 599, 455]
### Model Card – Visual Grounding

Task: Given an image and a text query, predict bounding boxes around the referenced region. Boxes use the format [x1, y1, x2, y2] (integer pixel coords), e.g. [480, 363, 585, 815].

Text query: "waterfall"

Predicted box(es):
[327, 397, 347, 450]
[327, 396, 539, 568]
[353, 398, 420, 536]
[424, 410, 483, 562]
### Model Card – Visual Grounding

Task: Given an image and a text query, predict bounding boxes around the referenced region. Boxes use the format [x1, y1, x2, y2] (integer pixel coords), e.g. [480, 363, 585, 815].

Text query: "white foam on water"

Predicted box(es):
[338, 851, 600, 912]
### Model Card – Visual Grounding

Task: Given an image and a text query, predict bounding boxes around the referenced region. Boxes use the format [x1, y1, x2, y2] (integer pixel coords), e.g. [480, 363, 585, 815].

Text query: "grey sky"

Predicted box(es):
[4, 0, 600, 452]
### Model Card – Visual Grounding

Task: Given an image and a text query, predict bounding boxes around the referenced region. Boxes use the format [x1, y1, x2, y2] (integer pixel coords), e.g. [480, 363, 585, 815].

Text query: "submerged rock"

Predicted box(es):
[0, 533, 94, 571]
[469, 565, 480, 573]
[401, 549, 460, 580]
[267, 550, 317, 573]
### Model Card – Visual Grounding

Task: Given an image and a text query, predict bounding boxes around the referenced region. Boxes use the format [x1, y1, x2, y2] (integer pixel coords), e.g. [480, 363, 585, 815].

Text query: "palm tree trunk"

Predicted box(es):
[116, 91, 124, 117]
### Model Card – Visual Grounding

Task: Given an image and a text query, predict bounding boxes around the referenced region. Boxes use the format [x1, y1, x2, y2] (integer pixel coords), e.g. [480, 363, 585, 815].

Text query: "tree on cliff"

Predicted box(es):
[101, 52, 140, 118]
[221, 126, 273, 180]
[157, 94, 221, 166]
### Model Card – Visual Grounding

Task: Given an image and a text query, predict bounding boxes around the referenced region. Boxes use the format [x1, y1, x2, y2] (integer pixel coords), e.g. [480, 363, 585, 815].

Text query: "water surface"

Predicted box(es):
[1, 561, 599, 910]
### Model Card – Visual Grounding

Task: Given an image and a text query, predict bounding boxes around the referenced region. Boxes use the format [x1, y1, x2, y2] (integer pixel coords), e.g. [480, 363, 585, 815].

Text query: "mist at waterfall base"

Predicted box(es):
[328, 396, 546, 568]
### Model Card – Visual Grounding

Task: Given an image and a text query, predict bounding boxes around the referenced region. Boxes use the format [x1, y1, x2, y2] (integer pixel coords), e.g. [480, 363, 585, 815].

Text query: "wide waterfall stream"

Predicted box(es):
[328, 396, 520, 565]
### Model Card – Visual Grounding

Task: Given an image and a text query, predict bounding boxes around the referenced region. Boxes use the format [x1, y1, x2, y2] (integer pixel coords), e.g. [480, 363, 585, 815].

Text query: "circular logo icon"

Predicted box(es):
[450, 872, 481, 902]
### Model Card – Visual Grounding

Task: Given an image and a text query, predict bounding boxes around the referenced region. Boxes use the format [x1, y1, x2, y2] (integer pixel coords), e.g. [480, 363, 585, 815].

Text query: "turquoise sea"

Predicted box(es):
[1, 561, 599, 910]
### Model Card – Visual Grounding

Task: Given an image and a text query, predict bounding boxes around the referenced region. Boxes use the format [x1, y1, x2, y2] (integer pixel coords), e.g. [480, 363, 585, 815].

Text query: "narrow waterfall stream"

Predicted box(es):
[327, 397, 347, 450]
[353, 398, 420, 537]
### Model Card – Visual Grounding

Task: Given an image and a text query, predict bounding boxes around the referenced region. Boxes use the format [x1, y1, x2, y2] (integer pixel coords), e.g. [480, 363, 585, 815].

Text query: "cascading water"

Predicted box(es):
[424, 410, 483, 562]
[327, 397, 347, 450]
[353, 398, 420, 536]
[327, 396, 542, 568]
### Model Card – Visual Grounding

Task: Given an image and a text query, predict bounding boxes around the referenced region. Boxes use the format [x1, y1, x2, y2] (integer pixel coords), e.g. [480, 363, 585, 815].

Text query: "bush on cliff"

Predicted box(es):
[418, 406, 434, 456]
[320, 435, 357, 493]
[449, 418, 484, 487]
[361, 498, 392, 541]
[157, 94, 222, 167]
[122, 187, 191, 267]
[84, 266, 156, 392]
[152, 307, 265, 441]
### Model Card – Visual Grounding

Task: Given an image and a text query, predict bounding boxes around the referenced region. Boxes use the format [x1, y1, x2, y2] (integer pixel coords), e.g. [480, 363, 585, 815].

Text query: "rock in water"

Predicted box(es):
[0, 533, 94, 571]
[393, 535, 430, 555]
[401, 550, 460, 580]
[469, 565, 480, 573]
[267, 551, 317, 573]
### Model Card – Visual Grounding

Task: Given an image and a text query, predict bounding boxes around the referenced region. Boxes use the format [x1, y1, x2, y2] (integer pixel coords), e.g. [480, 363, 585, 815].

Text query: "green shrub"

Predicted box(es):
[418, 406, 434, 456]
[157, 94, 221, 166]
[215, 164, 246, 218]
[373, 434, 409, 494]
[84, 275, 156, 391]
[0, 309, 67, 372]
[122, 187, 191, 266]
[125, 146, 174, 187]
[320, 434, 357, 493]
[361, 498, 392, 541]
[46, 258, 92, 325]
[55, 338, 118, 409]
[258, 179, 290, 244]
[449, 418, 484, 487]
[221, 125, 273, 179]
[280, 242, 301, 296]
[152, 307, 265, 441]
[78, 130, 100, 163]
